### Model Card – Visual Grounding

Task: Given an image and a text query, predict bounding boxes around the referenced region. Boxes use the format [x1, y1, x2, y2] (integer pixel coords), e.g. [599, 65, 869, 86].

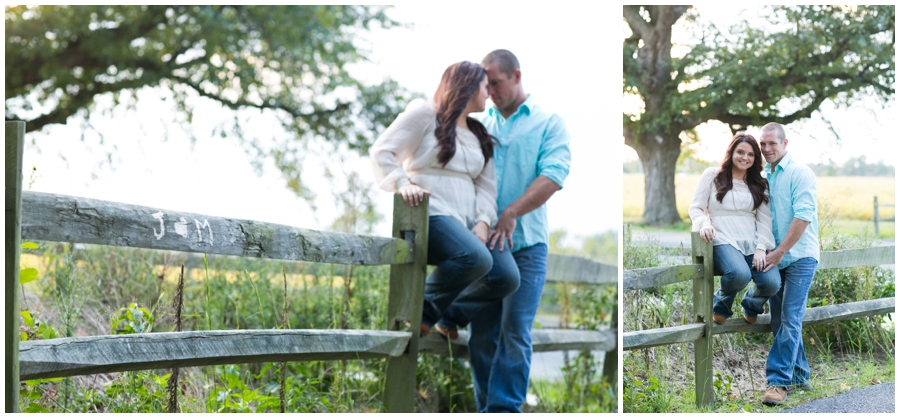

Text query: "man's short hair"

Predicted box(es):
[761, 122, 786, 142]
[482, 49, 519, 78]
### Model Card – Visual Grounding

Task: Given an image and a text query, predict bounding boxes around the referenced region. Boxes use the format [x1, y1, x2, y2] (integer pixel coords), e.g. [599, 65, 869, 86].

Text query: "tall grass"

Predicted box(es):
[17, 234, 617, 412]
[624, 174, 895, 230]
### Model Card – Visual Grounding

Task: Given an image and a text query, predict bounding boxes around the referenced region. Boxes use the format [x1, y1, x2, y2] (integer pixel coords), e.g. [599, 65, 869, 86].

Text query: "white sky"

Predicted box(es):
[622, 4, 897, 167]
[17, 5, 621, 246]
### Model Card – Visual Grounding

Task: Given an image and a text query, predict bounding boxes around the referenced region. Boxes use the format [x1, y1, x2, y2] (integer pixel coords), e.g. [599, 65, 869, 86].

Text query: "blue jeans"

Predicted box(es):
[422, 216, 520, 331]
[766, 257, 817, 388]
[712, 244, 782, 319]
[467, 243, 547, 413]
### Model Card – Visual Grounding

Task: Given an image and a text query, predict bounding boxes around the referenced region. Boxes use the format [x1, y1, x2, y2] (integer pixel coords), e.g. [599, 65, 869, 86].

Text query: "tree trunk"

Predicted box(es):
[634, 132, 683, 226]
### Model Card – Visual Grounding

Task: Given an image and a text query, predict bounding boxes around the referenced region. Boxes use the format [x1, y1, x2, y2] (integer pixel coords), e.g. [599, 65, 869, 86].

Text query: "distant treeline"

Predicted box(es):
[624, 155, 895, 177]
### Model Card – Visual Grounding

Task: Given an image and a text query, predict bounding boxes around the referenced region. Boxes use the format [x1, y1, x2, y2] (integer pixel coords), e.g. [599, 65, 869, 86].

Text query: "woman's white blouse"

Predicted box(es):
[370, 99, 498, 229]
[689, 167, 776, 255]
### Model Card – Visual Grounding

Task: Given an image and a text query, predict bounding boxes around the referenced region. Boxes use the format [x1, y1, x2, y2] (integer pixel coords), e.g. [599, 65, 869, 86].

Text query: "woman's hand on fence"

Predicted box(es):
[471, 221, 489, 244]
[752, 249, 766, 271]
[398, 184, 431, 207]
[699, 226, 716, 243]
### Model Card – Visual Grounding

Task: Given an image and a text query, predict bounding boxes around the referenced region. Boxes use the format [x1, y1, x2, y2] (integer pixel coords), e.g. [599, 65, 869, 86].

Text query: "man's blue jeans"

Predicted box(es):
[467, 243, 547, 413]
[713, 244, 782, 319]
[422, 216, 520, 331]
[766, 257, 817, 388]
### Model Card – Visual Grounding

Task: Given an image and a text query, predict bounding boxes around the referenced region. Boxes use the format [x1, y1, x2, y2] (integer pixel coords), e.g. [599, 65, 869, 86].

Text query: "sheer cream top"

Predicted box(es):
[689, 167, 775, 255]
[370, 99, 497, 229]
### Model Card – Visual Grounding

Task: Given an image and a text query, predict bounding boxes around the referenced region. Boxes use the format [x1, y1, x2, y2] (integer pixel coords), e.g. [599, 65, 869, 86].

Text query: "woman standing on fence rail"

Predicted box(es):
[689, 133, 781, 325]
[370, 61, 520, 340]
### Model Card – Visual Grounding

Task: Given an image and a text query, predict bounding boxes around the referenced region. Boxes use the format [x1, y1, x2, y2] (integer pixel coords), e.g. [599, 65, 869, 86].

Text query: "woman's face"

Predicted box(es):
[467, 76, 489, 113]
[731, 141, 755, 172]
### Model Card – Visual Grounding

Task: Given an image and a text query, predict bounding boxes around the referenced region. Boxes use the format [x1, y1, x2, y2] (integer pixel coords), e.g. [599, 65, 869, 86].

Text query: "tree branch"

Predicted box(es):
[170, 75, 351, 120]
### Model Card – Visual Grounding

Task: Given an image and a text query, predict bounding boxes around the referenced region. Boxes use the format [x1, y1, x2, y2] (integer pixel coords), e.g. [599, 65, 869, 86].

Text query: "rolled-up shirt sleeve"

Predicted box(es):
[536, 115, 571, 189]
[370, 99, 432, 192]
[689, 168, 716, 231]
[474, 158, 499, 227]
[755, 195, 776, 251]
[791, 167, 817, 222]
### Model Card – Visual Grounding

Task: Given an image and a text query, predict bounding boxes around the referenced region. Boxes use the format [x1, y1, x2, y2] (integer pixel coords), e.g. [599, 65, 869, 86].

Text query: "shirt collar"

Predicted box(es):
[488, 94, 533, 119]
[765, 150, 793, 174]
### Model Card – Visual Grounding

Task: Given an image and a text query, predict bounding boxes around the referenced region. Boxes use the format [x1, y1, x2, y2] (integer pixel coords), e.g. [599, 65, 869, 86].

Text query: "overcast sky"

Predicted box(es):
[19, 4, 620, 246]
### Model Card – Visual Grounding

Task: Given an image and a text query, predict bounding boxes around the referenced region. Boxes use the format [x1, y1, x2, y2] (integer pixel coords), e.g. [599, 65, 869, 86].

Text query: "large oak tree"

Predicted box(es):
[5, 5, 414, 198]
[623, 5, 894, 225]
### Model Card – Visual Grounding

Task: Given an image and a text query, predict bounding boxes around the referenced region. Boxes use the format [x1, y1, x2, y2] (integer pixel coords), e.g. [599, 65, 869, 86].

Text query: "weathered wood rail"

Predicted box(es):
[623, 231, 896, 407]
[5, 121, 616, 412]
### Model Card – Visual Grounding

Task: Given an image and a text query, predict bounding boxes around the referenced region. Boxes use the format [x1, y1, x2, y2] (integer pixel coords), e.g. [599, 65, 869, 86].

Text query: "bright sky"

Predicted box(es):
[622, 5, 897, 167]
[18, 5, 621, 246]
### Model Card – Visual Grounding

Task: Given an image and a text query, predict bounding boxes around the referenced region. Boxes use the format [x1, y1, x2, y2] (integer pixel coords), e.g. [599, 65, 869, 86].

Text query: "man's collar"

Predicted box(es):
[764, 151, 792, 173]
[489, 94, 533, 118]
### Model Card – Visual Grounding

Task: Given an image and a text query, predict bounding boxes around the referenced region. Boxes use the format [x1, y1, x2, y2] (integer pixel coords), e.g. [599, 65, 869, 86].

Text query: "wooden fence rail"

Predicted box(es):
[623, 231, 896, 407]
[6, 121, 616, 412]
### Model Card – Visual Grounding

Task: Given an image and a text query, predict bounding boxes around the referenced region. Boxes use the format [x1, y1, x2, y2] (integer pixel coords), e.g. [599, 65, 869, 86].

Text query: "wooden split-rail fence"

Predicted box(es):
[5, 121, 617, 412]
[873, 195, 895, 236]
[622, 231, 895, 407]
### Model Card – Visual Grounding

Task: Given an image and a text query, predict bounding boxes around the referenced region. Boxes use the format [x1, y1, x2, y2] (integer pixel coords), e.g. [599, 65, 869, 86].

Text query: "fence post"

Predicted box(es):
[601, 306, 618, 391]
[5, 121, 25, 412]
[874, 196, 879, 236]
[383, 194, 428, 412]
[691, 231, 714, 407]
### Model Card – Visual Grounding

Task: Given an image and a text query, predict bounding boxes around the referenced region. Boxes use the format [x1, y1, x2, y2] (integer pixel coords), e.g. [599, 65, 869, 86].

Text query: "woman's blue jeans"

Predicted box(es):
[765, 257, 817, 388]
[421, 216, 520, 331]
[712, 244, 782, 319]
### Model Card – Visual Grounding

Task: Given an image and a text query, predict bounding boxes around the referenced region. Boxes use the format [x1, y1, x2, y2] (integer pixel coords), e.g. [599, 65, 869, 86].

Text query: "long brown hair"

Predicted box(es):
[432, 61, 494, 167]
[714, 133, 769, 210]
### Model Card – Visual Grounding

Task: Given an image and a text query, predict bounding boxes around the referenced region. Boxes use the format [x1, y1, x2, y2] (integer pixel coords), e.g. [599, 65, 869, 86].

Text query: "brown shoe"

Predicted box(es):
[763, 386, 788, 406]
[713, 313, 726, 325]
[434, 323, 458, 340]
[743, 314, 757, 324]
[407, 321, 430, 337]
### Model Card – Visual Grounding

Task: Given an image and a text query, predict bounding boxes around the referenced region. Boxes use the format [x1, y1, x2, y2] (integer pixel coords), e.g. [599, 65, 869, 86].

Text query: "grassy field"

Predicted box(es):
[622, 227, 895, 413]
[624, 174, 895, 237]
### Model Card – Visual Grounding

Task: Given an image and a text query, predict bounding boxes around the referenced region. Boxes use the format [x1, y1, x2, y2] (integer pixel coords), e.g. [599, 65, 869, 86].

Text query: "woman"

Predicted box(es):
[689, 133, 781, 325]
[370, 61, 520, 339]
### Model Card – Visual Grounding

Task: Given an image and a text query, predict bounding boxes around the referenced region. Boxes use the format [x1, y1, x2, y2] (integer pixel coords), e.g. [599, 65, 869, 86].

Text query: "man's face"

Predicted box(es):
[759, 131, 788, 165]
[483, 63, 519, 111]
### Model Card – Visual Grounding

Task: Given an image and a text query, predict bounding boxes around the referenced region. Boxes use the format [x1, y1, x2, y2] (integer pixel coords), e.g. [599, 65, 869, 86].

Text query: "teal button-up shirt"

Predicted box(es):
[477, 95, 571, 253]
[764, 151, 820, 269]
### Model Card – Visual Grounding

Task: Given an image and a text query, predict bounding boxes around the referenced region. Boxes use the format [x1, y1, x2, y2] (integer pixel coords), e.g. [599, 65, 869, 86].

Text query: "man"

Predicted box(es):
[756, 122, 819, 406]
[467, 49, 571, 413]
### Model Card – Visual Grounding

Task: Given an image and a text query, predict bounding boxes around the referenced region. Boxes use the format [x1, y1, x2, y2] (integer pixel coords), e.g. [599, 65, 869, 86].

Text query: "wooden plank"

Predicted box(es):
[545, 254, 617, 285]
[712, 297, 896, 335]
[21, 191, 412, 266]
[419, 328, 617, 357]
[383, 194, 429, 413]
[19, 329, 410, 380]
[818, 246, 895, 269]
[691, 231, 714, 407]
[5, 121, 25, 412]
[622, 324, 706, 350]
[623, 264, 703, 290]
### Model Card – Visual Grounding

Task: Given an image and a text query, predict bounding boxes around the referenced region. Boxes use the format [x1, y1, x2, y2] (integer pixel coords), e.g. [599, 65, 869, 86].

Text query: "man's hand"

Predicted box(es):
[471, 221, 489, 244]
[397, 184, 431, 207]
[763, 249, 784, 272]
[488, 210, 516, 252]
